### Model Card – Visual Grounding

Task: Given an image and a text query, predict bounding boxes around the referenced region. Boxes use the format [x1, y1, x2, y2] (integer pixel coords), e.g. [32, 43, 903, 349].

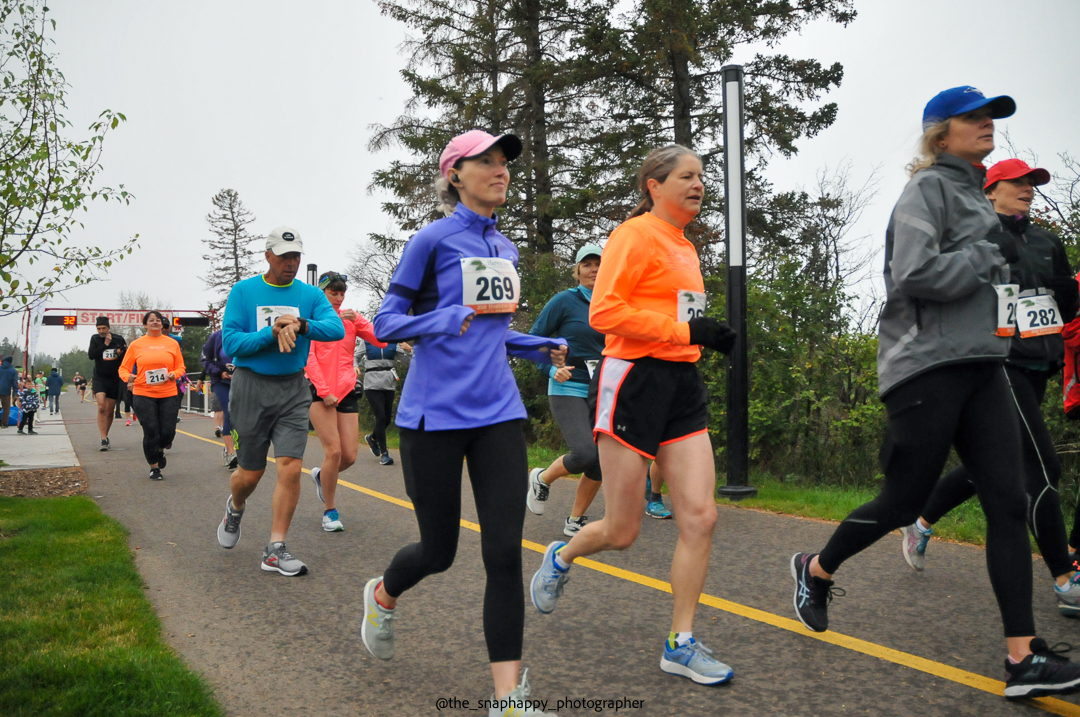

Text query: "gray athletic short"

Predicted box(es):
[208, 390, 223, 412]
[229, 368, 310, 471]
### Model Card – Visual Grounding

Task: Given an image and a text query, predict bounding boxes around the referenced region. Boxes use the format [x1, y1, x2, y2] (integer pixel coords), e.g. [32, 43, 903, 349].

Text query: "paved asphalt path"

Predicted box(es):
[62, 393, 1080, 717]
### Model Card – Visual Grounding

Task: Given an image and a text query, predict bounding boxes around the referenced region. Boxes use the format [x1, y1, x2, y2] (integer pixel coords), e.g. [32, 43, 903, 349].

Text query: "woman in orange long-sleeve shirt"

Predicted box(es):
[531, 145, 737, 686]
[119, 310, 186, 481]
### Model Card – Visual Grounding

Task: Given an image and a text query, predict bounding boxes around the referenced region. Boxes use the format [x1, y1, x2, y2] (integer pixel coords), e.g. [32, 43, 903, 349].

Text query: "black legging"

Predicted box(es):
[818, 362, 1034, 637]
[364, 389, 394, 454]
[132, 394, 180, 466]
[922, 364, 1071, 577]
[382, 419, 527, 662]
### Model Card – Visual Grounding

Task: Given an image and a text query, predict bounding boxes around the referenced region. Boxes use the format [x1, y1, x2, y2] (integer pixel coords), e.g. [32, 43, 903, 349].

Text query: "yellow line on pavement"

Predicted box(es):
[175, 428, 1079, 715]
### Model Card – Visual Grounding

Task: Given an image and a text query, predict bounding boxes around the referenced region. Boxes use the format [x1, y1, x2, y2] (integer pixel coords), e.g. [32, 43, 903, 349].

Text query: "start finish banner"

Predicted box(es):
[76, 310, 176, 328]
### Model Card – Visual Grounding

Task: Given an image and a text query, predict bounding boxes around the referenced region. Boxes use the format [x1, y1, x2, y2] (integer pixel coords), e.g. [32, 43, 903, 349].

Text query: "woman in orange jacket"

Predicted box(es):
[119, 310, 186, 481]
[305, 271, 386, 532]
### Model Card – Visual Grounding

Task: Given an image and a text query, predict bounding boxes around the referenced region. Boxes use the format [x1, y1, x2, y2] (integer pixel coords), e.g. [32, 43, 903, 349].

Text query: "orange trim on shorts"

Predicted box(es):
[658, 427, 709, 447]
[593, 427, 656, 460]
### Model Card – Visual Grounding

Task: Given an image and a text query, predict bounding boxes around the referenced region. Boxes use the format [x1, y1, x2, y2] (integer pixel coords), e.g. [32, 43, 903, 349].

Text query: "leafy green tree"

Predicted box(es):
[0, 1, 137, 315]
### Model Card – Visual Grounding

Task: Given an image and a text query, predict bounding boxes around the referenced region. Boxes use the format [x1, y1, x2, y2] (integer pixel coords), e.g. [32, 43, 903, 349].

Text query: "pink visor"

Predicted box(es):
[439, 130, 522, 178]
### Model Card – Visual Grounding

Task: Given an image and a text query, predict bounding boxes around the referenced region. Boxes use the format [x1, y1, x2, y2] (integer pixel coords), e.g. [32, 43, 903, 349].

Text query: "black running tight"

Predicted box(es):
[382, 419, 527, 662]
[132, 394, 180, 466]
[818, 362, 1034, 637]
[921, 365, 1071, 577]
[364, 389, 394, 454]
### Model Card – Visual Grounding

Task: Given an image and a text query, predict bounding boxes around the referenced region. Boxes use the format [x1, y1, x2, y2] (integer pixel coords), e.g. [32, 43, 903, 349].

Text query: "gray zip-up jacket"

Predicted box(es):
[877, 154, 1011, 398]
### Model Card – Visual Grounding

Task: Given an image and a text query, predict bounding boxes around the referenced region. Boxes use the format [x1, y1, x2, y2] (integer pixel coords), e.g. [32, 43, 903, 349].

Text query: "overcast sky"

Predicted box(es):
[4, 0, 1079, 359]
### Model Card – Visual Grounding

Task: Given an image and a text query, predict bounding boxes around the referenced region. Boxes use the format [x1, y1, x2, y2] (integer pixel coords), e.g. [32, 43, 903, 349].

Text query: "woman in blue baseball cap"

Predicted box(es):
[526, 243, 607, 537]
[789, 86, 1080, 699]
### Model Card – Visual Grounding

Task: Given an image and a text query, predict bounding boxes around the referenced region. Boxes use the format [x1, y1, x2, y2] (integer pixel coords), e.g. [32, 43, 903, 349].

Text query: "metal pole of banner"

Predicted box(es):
[306, 263, 318, 286]
[717, 65, 756, 501]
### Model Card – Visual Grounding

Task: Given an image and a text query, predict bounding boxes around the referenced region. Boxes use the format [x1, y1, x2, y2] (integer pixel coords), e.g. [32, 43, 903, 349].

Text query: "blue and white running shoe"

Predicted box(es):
[531, 541, 570, 614]
[310, 466, 324, 504]
[660, 639, 733, 685]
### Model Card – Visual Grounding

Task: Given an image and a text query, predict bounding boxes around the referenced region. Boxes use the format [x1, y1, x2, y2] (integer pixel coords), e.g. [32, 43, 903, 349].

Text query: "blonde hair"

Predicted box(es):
[906, 119, 952, 177]
[434, 176, 461, 217]
[629, 145, 700, 218]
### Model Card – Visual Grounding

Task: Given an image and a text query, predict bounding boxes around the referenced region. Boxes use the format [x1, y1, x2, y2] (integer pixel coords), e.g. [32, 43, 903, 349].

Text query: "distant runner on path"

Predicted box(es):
[88, 316, 127, 451]
[215, 227, 345, 577]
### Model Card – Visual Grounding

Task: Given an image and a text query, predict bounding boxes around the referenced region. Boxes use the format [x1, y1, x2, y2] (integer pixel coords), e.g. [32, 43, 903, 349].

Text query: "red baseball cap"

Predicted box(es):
[984, 158, 1051, 190]
[439, 130, 522, 178]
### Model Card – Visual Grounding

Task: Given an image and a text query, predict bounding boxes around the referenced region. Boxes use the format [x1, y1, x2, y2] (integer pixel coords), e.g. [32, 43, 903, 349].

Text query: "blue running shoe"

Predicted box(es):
[322, 509, 344, 532]
[531, 541, 570, 614]
[310, 466, 324, 504]
[646, 499, 672, 519]
[660, 639, 733, 685]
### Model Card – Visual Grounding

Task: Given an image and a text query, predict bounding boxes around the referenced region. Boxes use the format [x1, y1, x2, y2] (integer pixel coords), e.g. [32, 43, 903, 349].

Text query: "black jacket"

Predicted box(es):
[87, 333, 127, 378]
[1001, 213, 1077, 371]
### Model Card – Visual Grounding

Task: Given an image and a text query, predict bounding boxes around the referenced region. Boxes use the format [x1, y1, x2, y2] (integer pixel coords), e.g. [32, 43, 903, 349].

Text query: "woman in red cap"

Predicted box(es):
[359, 129, 567, 717]
[790, 86, 1080, 699]
[900, 158, 1080, 612]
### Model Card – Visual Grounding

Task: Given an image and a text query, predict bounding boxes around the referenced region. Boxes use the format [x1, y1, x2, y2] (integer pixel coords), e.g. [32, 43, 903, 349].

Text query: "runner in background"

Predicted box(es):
[1063, 273, 1080, 560]
[0, 356, 17, 428]
[899, 158, 1080, 618]
[357, 339, 412, 466]
[72, 371, 87, 403]
[305, 270, 386, 532]
[45, 368, 62, 415]
[215, 227, 344, 577]
[88, 316, 127, 451]
[526, 244, 606, 537]
[118, 379, 136, 426]
[119, 310, 186, 481]
[201, 328, 237, 468]
[35, 372, 46, 404]
[789, 87, 1080, 699]
[360, 130, 565, 716]
[530, 145, 737, 686]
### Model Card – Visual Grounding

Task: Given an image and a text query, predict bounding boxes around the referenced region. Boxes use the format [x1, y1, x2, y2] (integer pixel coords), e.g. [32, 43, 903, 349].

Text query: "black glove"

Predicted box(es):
[983, 228, 1020, 265]
[1047, 275, 1080, 321]
[688, 317, 737, 354]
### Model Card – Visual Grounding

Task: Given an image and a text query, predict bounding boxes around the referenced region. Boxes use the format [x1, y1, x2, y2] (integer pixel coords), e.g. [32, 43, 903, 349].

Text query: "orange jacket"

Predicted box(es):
[1063, 270, 1080, 418]
[589, 212, 703, 362]
[118, 334, 186, 398]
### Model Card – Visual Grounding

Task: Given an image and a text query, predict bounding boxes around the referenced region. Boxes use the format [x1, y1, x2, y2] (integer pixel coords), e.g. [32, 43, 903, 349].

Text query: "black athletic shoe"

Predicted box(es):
[163, 442, 172, 450]
[100, 438, 110, 452]
[380, 452, 394, 466]
[158, 453, 167, 470]
[149, 468, 163, 481]
[790, 552, 843, 632]
[227, 454, 238, 470]
[365, 434, 380, 458]
[1004, 638, 1080, 699]
[214, 426, 222, 438]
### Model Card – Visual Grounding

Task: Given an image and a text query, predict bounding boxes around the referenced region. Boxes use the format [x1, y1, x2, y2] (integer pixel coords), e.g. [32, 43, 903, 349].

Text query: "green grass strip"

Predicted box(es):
[0, 496, 223, 717]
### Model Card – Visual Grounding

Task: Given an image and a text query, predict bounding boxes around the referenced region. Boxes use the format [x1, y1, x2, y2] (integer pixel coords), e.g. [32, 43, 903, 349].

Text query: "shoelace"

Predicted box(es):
[225, 507, 243, 532]
[811, 580, 845, 608]
[1035, 642, 1074, 663]
[915, 530, 931, 554]
[536, 480, 549, 501]
[275, 544, 296, 561]
[545, 566, 570, 597]
[679, 641, 720, 664]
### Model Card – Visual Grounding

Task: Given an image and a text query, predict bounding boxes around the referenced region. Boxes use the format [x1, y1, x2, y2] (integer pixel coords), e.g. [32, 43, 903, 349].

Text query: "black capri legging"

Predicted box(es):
[921, 364, 1071, 577]
[364, 389, 394, 454]
[818, 362, 1034, 637]
[382, 418, 528, 662]
[132, 394, 181, 467]
[549, 394, 601, 480]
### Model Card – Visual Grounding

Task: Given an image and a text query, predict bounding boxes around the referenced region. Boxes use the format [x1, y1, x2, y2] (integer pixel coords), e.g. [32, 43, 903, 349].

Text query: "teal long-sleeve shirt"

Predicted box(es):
[222, 275, 345, 376]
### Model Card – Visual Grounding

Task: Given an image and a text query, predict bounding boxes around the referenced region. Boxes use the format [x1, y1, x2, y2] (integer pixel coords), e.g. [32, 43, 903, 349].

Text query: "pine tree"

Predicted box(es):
[203, 189, 258, 310]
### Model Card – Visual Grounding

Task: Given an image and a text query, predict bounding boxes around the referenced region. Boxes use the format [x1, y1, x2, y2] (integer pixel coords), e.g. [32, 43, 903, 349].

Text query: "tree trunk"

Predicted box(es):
[671, 47, 693, 148]
[522, 0, 554, 253]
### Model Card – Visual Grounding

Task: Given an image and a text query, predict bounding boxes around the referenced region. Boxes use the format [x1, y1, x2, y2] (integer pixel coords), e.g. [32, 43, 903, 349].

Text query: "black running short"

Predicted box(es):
[92, 374, 121, 400]
[588, 356, 708, 459]
[309, 382, 359, 414]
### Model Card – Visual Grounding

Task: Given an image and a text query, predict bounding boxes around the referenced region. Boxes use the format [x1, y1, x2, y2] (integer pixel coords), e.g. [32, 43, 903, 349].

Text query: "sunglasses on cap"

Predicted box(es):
[318, 273, 348, 290]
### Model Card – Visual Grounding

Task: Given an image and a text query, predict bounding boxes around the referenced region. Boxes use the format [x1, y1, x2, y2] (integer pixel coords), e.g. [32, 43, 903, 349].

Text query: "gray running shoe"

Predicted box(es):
[216, 497, 244, 549]
[526, 468, 549, 515]
[311, 466, 324, 504]
[900, 522, 931, 571]
[563, 516, 587, 537]
[1057, 574, 1080, 618]
[361, 577, 397, 660]
[660, 639, 734, 684]
[531, 541, 570, 614]
[226, 453, 238, 470]
[486, 669, 556, 716]
[261, 541, 307, 576]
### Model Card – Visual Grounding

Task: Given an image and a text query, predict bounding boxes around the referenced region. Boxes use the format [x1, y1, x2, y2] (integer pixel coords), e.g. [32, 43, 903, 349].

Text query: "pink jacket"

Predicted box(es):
[306, 309, 386, 401]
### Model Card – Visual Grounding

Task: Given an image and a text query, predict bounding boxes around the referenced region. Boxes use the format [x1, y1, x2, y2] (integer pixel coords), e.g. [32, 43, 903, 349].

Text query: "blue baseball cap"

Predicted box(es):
[575, 243, 603, 263]
[922, 86, 1015, 131]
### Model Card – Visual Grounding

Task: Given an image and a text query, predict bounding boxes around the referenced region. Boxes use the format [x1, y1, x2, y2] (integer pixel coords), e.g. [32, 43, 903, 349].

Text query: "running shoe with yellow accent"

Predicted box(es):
[485, 669, 556, 717]
[361, 577, 396, 660]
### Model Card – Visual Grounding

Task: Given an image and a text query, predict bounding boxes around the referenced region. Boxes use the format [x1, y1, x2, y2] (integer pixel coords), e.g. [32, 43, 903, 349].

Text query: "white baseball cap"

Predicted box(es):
[265, 226, 304, 255]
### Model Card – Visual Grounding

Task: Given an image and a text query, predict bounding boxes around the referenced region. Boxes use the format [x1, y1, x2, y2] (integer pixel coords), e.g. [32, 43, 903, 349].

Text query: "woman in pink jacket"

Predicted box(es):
[306, 271, 387, 532]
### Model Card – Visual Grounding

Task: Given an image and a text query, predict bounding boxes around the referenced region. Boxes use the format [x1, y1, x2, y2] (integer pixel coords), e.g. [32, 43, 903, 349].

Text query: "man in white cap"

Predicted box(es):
[215, 227, 345, 576]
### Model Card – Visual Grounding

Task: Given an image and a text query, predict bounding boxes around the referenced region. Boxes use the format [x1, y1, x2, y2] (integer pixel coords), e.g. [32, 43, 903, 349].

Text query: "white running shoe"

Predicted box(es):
[322, 509, 344, 532]
[526, 468, 549, 515]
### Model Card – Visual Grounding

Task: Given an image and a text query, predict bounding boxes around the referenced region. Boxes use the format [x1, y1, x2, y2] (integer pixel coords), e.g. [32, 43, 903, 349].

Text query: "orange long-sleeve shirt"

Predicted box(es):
[118, 334, 186, 398]
[589, 212, 704, 362]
